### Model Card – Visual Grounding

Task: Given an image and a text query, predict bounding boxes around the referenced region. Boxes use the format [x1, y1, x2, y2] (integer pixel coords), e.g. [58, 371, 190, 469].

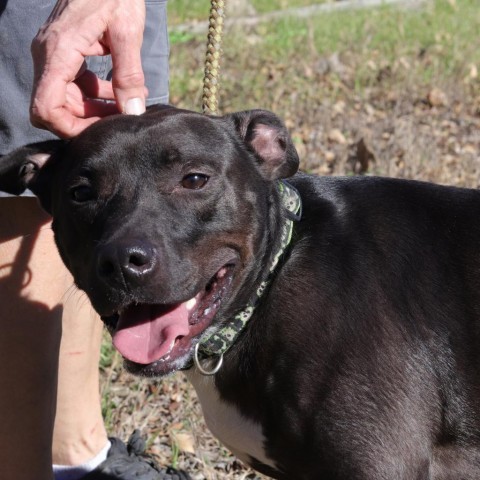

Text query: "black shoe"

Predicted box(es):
[82, 430, 192, 480]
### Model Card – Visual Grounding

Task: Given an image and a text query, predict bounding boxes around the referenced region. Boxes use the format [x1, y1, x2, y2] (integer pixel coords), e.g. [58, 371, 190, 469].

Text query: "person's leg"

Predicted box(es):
[0, 197, 63, 480]
[52, 269, 108, 467]
[0, 1, 108, 474]
[0, 196, 109, 479]
[1, 1, 110, 474]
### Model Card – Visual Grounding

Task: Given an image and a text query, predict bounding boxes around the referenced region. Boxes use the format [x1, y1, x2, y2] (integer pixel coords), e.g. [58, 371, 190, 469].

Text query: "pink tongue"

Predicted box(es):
[112, 303, 190, 364]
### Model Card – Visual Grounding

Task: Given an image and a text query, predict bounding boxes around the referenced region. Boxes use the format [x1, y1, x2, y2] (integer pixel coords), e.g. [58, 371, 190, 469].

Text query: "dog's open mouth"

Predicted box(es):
[102, 264, 235, 373]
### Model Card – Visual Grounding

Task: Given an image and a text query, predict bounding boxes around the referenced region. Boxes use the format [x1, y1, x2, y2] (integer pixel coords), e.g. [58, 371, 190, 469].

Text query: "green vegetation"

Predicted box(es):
[168, 0, 480, 112]
[167, 0, 323, 25]
[167, 0, 210, 25]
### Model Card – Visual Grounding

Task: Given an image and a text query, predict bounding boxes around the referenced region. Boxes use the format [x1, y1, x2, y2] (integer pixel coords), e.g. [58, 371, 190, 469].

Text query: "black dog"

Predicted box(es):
[3, 105, 480, 479]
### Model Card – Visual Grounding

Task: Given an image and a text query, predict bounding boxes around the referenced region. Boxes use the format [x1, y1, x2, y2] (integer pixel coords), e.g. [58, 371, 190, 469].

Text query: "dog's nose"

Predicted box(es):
[96, 241, 157, 287]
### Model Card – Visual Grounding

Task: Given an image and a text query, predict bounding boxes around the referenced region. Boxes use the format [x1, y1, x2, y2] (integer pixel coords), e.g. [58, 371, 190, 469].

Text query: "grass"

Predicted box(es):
[169, 0, 480, 112]
[167, 0, 211, 25]
[167, 0, 326, 25]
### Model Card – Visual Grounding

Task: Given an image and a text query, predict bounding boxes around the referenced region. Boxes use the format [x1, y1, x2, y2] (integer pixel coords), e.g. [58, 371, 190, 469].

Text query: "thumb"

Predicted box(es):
[108, 26, 146, 115]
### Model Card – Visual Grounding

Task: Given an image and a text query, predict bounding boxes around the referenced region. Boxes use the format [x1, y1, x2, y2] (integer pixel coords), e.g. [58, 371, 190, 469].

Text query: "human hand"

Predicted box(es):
[30, 0, 147, 138]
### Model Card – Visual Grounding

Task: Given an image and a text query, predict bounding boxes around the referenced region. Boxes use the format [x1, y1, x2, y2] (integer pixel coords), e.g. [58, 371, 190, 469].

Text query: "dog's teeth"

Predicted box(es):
[217, 267, 227, 279]
[186, 298, 197, 311]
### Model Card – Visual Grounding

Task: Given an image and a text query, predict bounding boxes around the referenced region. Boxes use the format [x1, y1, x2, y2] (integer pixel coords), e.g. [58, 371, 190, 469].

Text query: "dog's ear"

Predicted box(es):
[0, 140, 64, 211]
[226, 109, 299, 180]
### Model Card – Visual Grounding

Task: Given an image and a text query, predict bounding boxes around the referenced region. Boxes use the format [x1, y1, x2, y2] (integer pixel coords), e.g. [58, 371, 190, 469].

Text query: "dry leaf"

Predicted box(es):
[469, 64, 478, 79]
[427, 87, 448, 107]
[328, 128, 347, 144]
[324, 151, 336, 163]
[462, 145, 477, 155]
[332, 100, 346, 115]
[172, 432, 196, 454]
[364, 103, 376, 117]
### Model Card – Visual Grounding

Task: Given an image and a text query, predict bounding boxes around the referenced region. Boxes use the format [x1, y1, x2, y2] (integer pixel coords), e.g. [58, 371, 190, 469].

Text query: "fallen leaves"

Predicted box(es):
[328, 128, 347, 144]
[427, 87, 449, 107]
[171, 431, 197, 454]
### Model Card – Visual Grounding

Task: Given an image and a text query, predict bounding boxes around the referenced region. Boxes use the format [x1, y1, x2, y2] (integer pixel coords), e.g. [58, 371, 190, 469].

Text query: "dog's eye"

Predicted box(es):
[181, 173, 209, 190]
[70, 185, 94, 202]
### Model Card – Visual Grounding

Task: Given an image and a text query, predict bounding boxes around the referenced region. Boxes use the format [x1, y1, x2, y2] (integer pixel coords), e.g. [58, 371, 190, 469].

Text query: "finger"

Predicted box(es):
[63, 83, 119, 121]
[30, 40, 90, 135]
[66, 98, 120, 119]
[107, 22, 146, 115]
[111, 45, 146, 114]
[74, 61, 88, 80]
[30, 70, 97, 138]
[74, 69, 115, 100]
[83, 99, 120, 118]
[31, 104, 100, 139]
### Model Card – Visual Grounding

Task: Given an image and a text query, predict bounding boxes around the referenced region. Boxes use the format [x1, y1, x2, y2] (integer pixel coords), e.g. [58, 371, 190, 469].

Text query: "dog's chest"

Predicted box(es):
[185, 368, 277, 470]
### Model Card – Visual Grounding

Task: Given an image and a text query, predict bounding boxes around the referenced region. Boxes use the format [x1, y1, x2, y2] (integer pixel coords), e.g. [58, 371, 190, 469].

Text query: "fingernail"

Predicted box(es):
[124, 97, 145, 115]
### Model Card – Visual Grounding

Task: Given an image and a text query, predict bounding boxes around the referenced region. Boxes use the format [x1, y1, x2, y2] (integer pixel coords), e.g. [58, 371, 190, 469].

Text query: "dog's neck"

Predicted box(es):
[192, 180, 302, 373]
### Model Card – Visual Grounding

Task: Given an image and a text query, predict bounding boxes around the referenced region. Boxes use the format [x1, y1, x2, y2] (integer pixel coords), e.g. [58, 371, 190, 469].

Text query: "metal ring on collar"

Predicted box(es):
[194, 343, 224, 376]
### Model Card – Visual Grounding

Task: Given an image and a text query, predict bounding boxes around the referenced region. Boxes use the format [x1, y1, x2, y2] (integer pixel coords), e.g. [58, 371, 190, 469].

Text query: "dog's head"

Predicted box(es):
[1, 105, 299, 375]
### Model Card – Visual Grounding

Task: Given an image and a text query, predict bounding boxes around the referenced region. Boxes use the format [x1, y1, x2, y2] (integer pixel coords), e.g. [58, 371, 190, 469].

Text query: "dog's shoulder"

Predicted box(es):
[284, 173, 480, 298]
[291, 172, 480, 205]
[289, 173, 480, 230]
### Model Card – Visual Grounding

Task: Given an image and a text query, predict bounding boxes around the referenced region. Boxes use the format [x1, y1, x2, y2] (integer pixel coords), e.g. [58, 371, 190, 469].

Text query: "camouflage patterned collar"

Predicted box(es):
[192, 180, 302, 375]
